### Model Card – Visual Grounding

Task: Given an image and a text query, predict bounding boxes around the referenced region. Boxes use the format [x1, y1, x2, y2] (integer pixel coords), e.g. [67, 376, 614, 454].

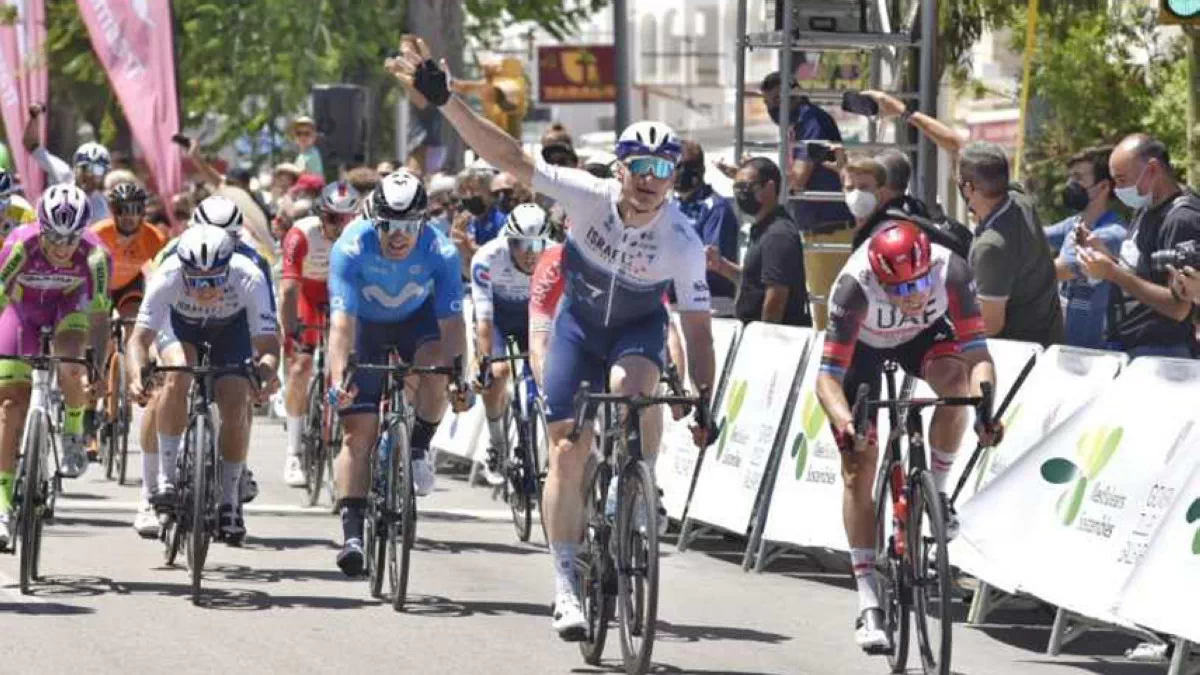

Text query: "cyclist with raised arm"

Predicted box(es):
[280, 180, 361, 487]
[126, 226, 280, 545]
[814, 220, 1001, 652]
[472, 202, 552, 485]
[324, 169, 468, 577]
[0, 170, 36, 242]
[387, 36, 717, 639]
[0, 186, 111, 545]
[24, 105, 111, 224]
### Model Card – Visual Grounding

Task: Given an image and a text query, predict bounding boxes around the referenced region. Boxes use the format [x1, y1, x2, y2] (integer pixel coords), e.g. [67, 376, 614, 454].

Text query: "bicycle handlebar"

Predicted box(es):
[851, 380, 996, 447]
[567, 380, 711, 443]
[341, 350, 460, 380]
[141, 358, 263, 393]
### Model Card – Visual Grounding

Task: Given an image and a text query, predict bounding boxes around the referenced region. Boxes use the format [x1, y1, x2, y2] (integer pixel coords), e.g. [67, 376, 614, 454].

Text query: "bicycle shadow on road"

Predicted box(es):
[654, 619, 790, 646]
[571, 663, 787, 675]
[415, 538, 543, 557]
[241, 535, 340, 552]
[0, 600, 95, 615]
[400, 593, 550, 620]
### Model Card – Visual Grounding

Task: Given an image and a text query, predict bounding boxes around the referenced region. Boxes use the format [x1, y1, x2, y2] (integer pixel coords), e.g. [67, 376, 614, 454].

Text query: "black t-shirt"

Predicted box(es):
[1110, 190, 1200, 350]
[735, 207, 812, 326]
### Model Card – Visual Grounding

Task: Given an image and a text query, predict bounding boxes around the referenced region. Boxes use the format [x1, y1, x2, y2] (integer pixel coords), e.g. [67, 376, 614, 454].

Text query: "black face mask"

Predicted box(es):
[675, 161, 704, 193]
[735, 191, 761, 216]
[1062, 179, 1092, 213]
[766, 105, 781, 124]
[493, 190, 517, 214]
[462, 196, 487, 216]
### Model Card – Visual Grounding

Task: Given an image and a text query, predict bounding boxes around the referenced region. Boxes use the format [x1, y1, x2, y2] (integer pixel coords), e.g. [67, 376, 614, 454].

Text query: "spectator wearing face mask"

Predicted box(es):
[673, 140, 739, 316]
[1042, 146, 1126, 350]
[449, 168, 501, 275]
[707, 157, 811, 326]
[426, 172, 458, 237]
[540, 124, 579, 168]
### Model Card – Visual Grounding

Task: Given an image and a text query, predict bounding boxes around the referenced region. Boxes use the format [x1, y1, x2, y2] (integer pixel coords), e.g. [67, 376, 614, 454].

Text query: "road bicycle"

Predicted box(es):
[569, 379, 709, 675]
[1, 326, 95, 594]
[341, 351, 459, 611]
[478, 337, 548, 544]
[851, 361, 993, 675]
[295, 319, 338, 507]
[100, 317, 137, 484]
[142, 345, 260, 605]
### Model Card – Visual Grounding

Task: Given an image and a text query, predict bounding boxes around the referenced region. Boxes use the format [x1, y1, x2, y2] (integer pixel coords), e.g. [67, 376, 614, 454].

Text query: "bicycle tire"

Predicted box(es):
[910, 470, 953, 675]
[508, 405, 533, 543]
[103, 351, 120, 480]
[578, 458, 613, 664]
[302, 377, 325, 507]
[388, 416, 414, 611]
[531, 398, 550, 547]
[188, 417, 216, 605]
[366, 433, 386, 599]
[874, 457, 911, 672]
[115, 391, 131, 486]
[18, 411, 47, 594]
[163, 436, 188, 567]
[616, 459, 659, 675]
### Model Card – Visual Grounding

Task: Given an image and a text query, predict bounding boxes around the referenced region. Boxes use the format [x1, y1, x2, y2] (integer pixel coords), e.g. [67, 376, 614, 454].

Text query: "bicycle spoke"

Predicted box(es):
[910, 471, 953, 675]
[616, 461, 659, 675]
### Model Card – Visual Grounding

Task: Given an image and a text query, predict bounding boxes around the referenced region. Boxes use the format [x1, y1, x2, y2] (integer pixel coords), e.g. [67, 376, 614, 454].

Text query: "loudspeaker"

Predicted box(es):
[310, 84, 368, 175]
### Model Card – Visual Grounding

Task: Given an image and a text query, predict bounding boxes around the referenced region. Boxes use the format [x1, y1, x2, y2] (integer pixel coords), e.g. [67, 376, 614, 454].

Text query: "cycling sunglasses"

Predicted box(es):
[182, 271, 229, 291]
[625, 156, 676, 180]
[376, 217, 423, 236]
[884, 273, 934, 297]
[509, 238, 547, 254]
[40, 230, 82, 247]
[115, 203, 146, 215]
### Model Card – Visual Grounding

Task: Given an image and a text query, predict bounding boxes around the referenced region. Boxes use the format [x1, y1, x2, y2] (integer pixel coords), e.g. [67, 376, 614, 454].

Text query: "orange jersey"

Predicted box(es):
[90, 219, 169, 290]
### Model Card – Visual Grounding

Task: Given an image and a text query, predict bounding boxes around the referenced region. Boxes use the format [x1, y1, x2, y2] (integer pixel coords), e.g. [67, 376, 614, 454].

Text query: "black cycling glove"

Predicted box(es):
[413, 59, 451, 107]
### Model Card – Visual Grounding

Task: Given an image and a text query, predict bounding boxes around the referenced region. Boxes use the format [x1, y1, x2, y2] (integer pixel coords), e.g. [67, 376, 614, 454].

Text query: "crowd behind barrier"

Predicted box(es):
[429, 315, 1200, 673]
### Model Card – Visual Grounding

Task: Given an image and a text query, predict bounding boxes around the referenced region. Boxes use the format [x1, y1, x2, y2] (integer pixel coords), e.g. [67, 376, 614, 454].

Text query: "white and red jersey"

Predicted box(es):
[281, 216, 334, 301]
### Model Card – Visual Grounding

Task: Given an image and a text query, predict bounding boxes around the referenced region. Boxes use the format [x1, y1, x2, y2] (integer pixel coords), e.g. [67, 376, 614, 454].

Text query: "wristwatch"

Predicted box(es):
[900, 99, 917, 122]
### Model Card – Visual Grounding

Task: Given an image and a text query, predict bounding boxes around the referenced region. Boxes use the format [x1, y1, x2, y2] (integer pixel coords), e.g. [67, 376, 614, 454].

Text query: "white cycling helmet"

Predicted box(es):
[176, 224, 235, 274]
[615, 121, 682, 162]
[190, 195, 244, 233]
[37, 184, 92, 239]
[503, 203, 551, 239]
[372, 169, 427, 220]
[73, 141, 111, 169]
[319, 180, 362, 215]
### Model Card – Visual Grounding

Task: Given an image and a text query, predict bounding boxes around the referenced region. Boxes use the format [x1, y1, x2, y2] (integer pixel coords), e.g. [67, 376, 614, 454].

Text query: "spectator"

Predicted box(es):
[272, 197, 312, 242]
[426, 172, 458, 237]
[488, 171, 520, 225]
[540, 124, 579, 168]
[290, 173, 325, 202]
[673, 140, 740, 316]
[450, 169, 500, 272]
[272, 163, 301, 200]
[958, 142, 1063, 345]
[1079, 134, 1200, 358]
[1040, 146, 1127, 350]
[345, 166, 380, 197]
[582, 151, 616, 179]
[23, 104, 110, 223]
[840, 156, 887, 238]
[290, 115, 324, 177]
[707, 157, 811, 326]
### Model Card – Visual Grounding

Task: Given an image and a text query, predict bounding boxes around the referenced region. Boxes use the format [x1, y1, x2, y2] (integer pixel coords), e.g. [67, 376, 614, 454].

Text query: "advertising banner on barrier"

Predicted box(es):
[658, 317, 742, 521]
[684, 324, 812, 536]
[911, 339, 1041, 496]
[955, 357, 1200, 623]
[432, 299, 485, 462]
[1114, 452, 1200, 643]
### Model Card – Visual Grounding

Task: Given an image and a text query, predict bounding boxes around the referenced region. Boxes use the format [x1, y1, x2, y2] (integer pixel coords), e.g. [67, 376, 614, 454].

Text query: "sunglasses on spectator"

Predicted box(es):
[182, 271, 229, 291]
[625, 156, 675, 180]
[295, 129, 314, 139]
[492, 188, 515, 200]
[376, 217, 423, 236]
[732, 181, 764, 192]
[542, 149, 576, 166]
[884, 273, 934, 297]
[41, 230, 81, 247]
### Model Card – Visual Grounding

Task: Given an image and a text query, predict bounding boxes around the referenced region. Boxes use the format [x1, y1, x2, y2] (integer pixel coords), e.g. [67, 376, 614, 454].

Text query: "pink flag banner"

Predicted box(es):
[76, 0, 182, 202]
[0, 0, 48, 200]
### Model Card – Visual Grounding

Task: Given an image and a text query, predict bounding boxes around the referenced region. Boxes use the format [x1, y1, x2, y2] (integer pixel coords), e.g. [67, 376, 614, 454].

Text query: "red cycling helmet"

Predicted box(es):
[867, 220, 932, 287]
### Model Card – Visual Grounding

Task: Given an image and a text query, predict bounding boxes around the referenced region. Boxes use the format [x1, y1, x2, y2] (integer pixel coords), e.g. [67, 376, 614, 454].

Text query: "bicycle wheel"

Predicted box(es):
[874, 457, 911, 672]
[187, 417, 216, 605]
[302, 377, 326, 507]
[102, 351, 120, 480]
[388, 416, 414, 611]
[115, 385, 131, 486]
[615, 460, 659, 675]
[578, 459, 613, 664]
[532, 399, 551, 547]
[910, 470, 953, 675]
[366, 435, 386, 598]
[163, 435, 189, 567]
[18, 411, 48, 594]
[507, 405, 533, 543]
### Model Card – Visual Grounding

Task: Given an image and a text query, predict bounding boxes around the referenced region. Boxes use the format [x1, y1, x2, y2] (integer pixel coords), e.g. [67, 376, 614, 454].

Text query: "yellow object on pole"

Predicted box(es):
[1012, 0, 1040, 180]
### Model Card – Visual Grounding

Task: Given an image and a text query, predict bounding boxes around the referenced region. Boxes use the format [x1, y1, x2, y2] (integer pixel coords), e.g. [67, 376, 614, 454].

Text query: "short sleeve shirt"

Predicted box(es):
[734, 207, 811, 326]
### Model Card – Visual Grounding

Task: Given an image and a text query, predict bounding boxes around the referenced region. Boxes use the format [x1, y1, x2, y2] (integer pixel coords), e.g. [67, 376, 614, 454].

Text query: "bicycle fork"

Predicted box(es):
[889, 463, 909, 559]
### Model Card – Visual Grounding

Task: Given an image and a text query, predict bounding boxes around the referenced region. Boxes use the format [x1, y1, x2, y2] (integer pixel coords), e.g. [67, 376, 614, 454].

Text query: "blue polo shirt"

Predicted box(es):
[1051, 209, 1127, 350]
[468, 205, 507, 247]
[674, 183, 739, 300]
[786, 101, 853, 232]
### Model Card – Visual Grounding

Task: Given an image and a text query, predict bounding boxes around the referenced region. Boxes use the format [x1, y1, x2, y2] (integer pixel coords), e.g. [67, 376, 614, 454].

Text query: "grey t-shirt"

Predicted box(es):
[969, 195, 1064, 346]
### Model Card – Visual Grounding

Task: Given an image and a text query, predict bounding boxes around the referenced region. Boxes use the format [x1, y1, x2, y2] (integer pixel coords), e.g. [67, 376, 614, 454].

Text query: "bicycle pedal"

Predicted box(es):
[863, 643, 894, 657]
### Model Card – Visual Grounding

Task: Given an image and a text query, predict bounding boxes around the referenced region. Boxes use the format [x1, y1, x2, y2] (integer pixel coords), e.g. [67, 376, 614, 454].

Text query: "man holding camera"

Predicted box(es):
[1078, 134, 1200, 358]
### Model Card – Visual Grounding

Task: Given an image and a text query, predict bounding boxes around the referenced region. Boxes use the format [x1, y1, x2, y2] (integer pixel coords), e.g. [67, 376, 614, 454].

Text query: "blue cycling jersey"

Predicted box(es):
[328, 218, 464, 323]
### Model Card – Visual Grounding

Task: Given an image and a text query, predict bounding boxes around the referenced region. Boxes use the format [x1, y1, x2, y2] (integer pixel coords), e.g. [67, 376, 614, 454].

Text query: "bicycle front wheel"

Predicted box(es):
[578, 457, 613, 665]
[387, 416, 415, 611]
[102, 351, 120, 480]
[302, 377, 326, 507]
[187, 417, 216, 605]
[507, 405, 533, 543]
[910, 469, 953, 675]
[874, 458, 910, 672]
[615, 460, 660, 675]
[532, 398, 551, 547]
[18, 411, 48, 594]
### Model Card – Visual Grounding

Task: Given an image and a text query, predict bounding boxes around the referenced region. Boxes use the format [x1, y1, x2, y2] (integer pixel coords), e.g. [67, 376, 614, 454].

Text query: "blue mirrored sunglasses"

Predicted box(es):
[182, 271, 229, 290]
[509, 238, 547, 254]
[376, 217, 423, 236]
[884, 273, 934, 297]
[625, 156, 676, 180]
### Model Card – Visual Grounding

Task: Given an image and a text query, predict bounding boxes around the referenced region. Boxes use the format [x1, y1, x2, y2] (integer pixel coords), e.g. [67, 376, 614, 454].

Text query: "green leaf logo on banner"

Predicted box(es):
[1187, 498, 1200, 555]
[1040, 457, 1079, 484]
[790, 392, 827, 480]
[1038, 426, 1123, 526]
[715, 379, 748, 461]
[791, 432, 808, 480]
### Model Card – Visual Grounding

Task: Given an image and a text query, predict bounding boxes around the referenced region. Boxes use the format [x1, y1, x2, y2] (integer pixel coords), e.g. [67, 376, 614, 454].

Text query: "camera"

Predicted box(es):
[1150, 240, 1200, 271]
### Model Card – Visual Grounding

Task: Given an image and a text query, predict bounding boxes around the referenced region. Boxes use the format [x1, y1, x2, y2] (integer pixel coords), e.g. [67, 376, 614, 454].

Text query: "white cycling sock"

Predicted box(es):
[550, 542, 578, 598]
[221, 460, 244, 507]
[851, 548, 880, 611]
[286, 416, 303, 457]
[141, 451, 159, 500]
[930, 447, 956, 495]
[486, 414, 507, 451]
[157, 434, 182, 486]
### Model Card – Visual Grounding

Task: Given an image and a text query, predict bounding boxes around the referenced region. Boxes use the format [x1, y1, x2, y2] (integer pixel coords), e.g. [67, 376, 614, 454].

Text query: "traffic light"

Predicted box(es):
[1161, 0, 1200, 24]
[480, 58, 529, 139]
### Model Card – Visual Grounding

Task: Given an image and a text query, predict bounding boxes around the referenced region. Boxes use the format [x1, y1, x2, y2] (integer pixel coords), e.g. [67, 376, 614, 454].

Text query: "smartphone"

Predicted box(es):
[842, 91, 880, 117]
[805, 141, 832, 164]
[171, 133, 191, 149]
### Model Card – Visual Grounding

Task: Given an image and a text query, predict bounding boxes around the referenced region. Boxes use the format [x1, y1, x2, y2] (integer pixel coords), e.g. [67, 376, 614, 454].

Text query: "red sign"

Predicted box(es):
[537, 45, 617, 104]
[969, 119, 1020, 147]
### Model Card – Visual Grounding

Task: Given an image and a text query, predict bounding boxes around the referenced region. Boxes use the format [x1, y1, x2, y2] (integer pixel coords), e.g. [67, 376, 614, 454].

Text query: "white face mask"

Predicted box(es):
[845, 189, 878, 219]
[1114, 164, 1150, 210]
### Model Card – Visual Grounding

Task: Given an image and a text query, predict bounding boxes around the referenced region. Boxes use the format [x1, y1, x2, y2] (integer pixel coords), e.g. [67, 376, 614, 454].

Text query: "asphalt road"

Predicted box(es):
[0, 412, 1173, 675]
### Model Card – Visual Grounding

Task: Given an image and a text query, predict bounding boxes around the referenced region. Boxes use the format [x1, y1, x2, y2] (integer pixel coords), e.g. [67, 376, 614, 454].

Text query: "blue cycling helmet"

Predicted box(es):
[614, 121, 682, 162]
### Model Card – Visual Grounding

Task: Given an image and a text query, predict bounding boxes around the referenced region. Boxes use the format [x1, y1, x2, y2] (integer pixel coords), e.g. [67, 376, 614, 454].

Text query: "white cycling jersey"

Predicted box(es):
[530, 159, 710, 327]
[137, 250, 277, 338]
[470, 236, 531, 327]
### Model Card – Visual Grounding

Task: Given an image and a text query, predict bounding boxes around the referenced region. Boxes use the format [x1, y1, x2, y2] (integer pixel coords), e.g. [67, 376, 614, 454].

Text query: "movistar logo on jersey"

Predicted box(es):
[362, 281, 430, 309]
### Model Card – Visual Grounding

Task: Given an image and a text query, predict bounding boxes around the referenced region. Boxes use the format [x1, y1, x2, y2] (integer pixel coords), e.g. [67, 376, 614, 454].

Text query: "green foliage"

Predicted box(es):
[465, 0, 609, 45]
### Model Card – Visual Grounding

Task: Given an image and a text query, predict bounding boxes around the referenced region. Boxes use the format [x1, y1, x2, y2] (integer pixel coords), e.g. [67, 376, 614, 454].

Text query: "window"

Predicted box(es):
[640, 15, 658, 79]
[663, 9, 681, 76]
